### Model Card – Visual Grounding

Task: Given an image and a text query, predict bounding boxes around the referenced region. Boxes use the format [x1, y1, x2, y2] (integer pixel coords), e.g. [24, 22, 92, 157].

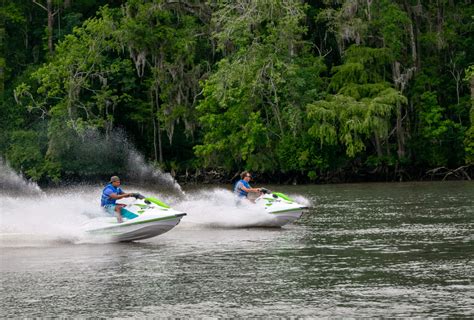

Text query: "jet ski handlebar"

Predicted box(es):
[259, 188, 283, 199]
[260, 188, 278, 198]
[132, 193, 152, 204]
[260, 187, 271, 194]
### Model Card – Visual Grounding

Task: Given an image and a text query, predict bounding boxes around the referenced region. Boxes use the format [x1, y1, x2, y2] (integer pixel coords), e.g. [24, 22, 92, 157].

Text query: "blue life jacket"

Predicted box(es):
[101, 184, 123, 206]
[234, 179, 251, 198]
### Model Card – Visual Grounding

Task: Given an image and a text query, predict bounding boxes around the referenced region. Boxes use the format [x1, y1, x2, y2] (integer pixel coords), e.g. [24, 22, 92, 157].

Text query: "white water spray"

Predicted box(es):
[67, 128, 185, 195]
[0, 175, 310, 246]
[0, 158, 43, 195]
[175, 188, 311, 228]
[126, 149, 184, 195]
[0, 187, 107, 246]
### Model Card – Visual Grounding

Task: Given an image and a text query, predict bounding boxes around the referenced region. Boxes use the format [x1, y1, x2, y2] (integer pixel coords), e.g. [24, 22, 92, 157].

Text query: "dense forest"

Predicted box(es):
[1, 0, 473, 184]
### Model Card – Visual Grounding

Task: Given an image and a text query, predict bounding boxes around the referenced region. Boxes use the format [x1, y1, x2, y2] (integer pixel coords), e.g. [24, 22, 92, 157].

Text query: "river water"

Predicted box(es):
[0, 181, 473, 317]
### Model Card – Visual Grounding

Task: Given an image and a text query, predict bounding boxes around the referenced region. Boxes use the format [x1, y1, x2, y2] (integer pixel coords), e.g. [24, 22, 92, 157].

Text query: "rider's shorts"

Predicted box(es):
[103, 204, 117, 215]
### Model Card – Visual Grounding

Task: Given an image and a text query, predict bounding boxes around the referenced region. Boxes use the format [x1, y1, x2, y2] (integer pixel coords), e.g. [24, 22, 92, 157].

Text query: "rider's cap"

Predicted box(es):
[110, 176, 120, 183]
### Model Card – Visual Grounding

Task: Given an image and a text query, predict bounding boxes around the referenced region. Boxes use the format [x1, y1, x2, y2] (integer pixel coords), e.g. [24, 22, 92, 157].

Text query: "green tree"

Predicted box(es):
[14, 7, 134, 179]
[464, 65, 474, 165]
[3, 0, 473, 183]
[117, 0, 204, 163]
[195, 0, 326, 175]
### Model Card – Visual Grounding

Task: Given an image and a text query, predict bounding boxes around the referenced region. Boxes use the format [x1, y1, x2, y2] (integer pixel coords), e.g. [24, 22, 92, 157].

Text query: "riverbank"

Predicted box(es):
[27, 164, 472, 189]
[171, 165, 473, 185]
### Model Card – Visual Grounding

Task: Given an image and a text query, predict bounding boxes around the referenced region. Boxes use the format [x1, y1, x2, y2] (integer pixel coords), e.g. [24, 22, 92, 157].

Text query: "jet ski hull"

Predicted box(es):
[84, 197, 186, 242]
[247, 191, 308, 227]
[253, 208, 306, 227]
[87, 213, 185, 242]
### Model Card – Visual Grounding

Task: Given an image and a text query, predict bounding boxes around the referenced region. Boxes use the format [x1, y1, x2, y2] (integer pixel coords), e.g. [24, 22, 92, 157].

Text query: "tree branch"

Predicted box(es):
[32, 0, 48, 12]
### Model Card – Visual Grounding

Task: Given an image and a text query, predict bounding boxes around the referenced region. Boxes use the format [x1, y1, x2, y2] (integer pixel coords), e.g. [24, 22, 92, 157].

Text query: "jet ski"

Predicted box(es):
[246, 188, 309, 227]
[84, 195, 186, 242]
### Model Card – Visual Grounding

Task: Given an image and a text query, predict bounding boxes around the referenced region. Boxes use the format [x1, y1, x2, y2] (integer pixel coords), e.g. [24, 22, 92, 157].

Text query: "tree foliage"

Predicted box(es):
[1, 0, 472, 182]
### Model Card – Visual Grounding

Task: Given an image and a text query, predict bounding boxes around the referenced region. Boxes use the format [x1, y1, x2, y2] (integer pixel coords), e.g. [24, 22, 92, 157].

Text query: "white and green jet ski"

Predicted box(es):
[84, 195, 186, 242]
[251, 188, 308, 227]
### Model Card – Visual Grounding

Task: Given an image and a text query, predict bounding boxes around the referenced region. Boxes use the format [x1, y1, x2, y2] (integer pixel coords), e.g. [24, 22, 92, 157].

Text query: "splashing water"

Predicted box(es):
[176, 188, 311, 228]
[0, 187, 106, 246]
[0, 184, 310, 247]
[125, 149, 184, 195]
[177, 188, 263, 228]
[0, 158, 43, 196]
[64, 128, 184, 195]
[0, 184, 180, 247]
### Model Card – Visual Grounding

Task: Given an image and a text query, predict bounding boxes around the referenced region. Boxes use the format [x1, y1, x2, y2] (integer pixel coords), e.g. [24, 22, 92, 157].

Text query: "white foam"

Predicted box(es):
[0, 158, 43, 195]
[0, 186, 310, 246]
[0, 186, 108, 246]
[175, 188, 311, 228]
[126, 149, 184, 195]
[292, 194, 312, 207]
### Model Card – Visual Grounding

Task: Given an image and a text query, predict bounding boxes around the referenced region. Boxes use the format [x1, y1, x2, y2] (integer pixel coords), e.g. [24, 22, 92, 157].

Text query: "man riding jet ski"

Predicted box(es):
[234, 171, 261, 201]
[101, 175, 141, 223]
[84, 176, 186, 242]
[234, 172, 309, 227]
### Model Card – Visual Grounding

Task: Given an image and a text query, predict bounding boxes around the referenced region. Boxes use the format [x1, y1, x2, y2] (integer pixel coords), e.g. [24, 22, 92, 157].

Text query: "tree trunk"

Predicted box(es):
[153, 88, 163, 164]
[366, 0, 372, 21]
[392, 61, 408, 160]
[404, 0, 419, 69]
[408, 19, 417, 69]
[47, 0, 54, 55]
[374, 132, 383, 157]
[152, 100, 158, 163]
[155, 52, 164, 164]
[33, 0, 57, 55]
[396, 103, 405, 159]
[471, 77, 474, 101]
[157, 115, 163, 164]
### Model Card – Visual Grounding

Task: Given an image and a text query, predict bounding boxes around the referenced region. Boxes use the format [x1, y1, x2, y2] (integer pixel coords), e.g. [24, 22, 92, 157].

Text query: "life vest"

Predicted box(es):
[234, 179, 250, 198]
[100, 184, 123, 206]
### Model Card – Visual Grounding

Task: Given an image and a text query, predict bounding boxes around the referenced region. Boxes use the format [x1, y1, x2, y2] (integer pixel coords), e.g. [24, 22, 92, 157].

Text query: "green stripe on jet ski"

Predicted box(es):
[273, 192, 294, 202]
[269, 208, 304, 214]
[145, 197, 170, 208]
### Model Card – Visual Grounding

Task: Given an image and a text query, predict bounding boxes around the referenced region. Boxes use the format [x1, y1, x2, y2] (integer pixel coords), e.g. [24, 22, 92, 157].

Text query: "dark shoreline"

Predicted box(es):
[35, 165, 473, 188]
[176, 166, 473, 185]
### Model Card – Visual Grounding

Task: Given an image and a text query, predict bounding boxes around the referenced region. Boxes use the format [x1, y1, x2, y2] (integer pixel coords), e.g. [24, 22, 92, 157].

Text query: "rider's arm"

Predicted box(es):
[240, 185, 261, 193]
[109, 192, 132, 199]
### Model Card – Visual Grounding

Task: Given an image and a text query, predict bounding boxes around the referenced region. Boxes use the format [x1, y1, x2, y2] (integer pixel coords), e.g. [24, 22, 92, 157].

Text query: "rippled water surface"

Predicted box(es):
[1, 181, 473, 317]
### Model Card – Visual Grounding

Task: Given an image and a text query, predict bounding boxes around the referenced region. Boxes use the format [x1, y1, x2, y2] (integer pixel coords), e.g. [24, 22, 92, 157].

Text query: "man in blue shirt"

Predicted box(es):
[101, 176, 134, 223]
[234, 171, 261, 201]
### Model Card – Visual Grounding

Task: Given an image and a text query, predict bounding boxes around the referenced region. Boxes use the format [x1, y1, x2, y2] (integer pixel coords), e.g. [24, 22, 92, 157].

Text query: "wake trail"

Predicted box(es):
[175, 188, 311, 229]
[0, 185, 311, 246]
